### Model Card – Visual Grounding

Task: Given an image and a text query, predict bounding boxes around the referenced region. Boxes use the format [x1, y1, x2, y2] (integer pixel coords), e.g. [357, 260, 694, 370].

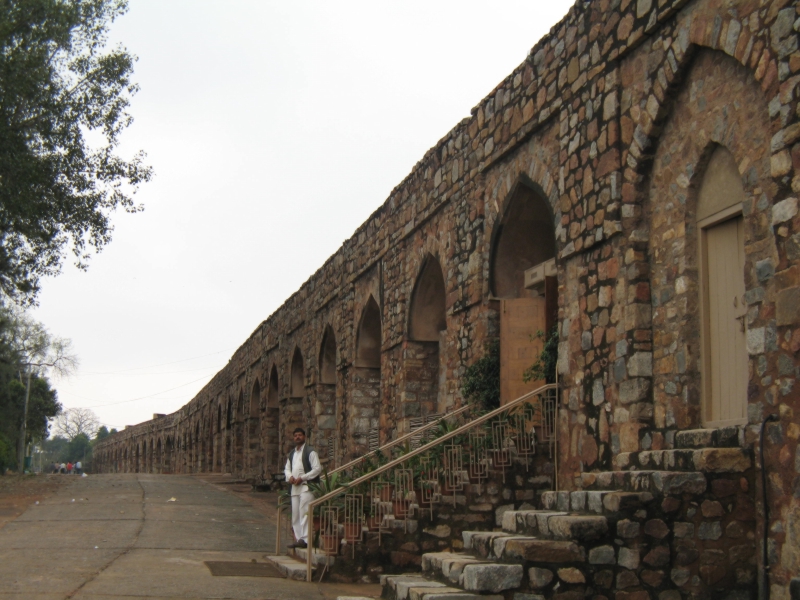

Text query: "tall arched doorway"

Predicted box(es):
[490, 182, 557, 404]
[353, 295, 382, 454]
[697, 146, 748, 427]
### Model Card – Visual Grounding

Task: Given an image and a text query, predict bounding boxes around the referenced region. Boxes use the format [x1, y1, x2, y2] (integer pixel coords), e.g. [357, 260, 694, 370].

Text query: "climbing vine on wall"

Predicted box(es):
[522, 326, 559, 385]
[461, 340, 500, 410]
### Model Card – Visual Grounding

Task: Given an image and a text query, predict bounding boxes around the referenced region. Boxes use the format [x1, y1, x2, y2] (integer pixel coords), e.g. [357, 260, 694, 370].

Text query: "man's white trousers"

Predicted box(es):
[291, 491, 314, 543]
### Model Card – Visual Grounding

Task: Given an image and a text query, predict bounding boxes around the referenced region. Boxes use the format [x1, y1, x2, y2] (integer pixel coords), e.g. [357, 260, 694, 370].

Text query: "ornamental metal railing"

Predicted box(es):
[299, 383, 558, 581]
[274, 404, 472, 556]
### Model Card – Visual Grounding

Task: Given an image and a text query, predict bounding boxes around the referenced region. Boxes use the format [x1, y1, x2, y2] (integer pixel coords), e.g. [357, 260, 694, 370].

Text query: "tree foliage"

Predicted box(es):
[54, 407, 99, 440]
[0, 305, 74, 471]
[0, 0, 152, 302]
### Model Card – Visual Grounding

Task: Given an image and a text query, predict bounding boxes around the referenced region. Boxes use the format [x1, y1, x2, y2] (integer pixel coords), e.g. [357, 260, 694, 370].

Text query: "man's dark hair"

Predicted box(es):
[292, 427, 306, 435]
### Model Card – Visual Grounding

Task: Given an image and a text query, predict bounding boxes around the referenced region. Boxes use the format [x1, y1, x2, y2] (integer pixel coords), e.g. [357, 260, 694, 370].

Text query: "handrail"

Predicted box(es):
[276, 407, 470, 555]
[305, 383, 558, 581]
[325, 404, 472, 478]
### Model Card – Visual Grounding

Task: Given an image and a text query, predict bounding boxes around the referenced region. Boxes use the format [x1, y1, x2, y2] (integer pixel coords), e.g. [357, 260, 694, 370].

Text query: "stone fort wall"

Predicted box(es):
[95, 0, 800, 590]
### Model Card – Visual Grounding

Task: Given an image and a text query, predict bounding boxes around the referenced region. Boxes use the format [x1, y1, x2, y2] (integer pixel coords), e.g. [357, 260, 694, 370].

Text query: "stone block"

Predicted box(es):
[619, 378, 650, 404]
[495, 503, 514, 527]
[529, 567, 554, 589]
[618, 547, 640, 570]
[617, 519, 640, 538]
[548, 515, 608, 541]
[460, 563, 522, 593]
[557, 567, 585, 583]
[589, 545, 616, 564]
[776, 287, 800, 326]
[502, 538, 585, 563]
[675, 429, 714, 448]
[692, 448, 752, 473]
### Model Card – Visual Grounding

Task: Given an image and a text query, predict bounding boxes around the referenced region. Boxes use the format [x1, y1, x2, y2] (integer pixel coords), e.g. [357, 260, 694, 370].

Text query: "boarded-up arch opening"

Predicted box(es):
[405, 255, 448, 419]
[698, 145, 747, 427]
[248, 379, 261, 478]
[490, 183, 556, 299]
[352, 296, 382, 454]
[490, 183, 558, 405]
[317, 325, 337, 466]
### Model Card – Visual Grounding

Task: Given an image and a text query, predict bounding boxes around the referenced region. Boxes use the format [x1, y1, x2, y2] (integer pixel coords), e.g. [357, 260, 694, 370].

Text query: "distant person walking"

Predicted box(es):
[75, 461, 82, 475]
[59, 462, 66, 474]
[66, 462, 73, 474]
[284, 428, 322, 549]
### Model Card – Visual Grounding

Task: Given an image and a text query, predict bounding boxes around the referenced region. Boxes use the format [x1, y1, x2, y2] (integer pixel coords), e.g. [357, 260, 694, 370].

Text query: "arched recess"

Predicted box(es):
[406, 254, 448, 417]
[352, 296, 382, 453]
[356, 297, 381, 369]
[317, 325, 337, 466]
[697, 146, 747, 428]
[225, 400, 233, 472]
[155, 438, 162, 474]
[290, 348, 304, 397]
[214, 405, 222, 472]
[265, 365, 280, 472]
[233, 390, 245, 475]
[490, 181, 558, 404]
[643, 47, 771, 437]
[165, 436, 173, 474]
[248, 379, 261, 478]
[319, 326, 337, 384]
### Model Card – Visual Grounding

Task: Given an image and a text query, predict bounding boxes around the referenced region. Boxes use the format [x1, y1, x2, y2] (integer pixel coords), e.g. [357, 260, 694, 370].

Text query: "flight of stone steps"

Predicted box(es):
[380, 427, 754, 600]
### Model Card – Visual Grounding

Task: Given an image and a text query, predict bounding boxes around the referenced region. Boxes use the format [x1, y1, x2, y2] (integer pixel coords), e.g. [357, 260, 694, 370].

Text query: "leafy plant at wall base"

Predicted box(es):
[461, 340, 500, 410]
[522, 326, 559, 384]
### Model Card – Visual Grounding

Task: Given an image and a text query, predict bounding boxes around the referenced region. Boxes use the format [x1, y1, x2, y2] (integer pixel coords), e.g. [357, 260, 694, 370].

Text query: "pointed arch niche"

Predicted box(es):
[247, 379, 262, 479]
[317, 325, 338, 466]
[265, 365, 281, 472]
[283, 348, 308, 460]
[352, 296, 382, 454]
[490, 182, 558, 404]
[233, 390, 245, 475]
[404, 254, 448, 421]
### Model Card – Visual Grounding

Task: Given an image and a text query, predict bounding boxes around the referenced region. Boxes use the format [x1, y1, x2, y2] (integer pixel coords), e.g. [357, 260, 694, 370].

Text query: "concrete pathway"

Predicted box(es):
[0, 473, 380, 600]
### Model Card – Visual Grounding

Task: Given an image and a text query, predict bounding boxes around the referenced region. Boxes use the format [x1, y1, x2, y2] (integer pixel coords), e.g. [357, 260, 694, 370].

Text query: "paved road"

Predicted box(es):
[0, 473, 379, 600]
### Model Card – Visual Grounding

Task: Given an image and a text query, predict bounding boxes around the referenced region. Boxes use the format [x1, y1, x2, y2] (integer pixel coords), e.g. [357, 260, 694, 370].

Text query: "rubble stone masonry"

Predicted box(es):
[95, 0, 800, 593]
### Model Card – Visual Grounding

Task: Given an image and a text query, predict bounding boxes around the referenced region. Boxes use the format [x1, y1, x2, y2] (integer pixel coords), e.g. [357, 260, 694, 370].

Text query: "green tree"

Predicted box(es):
[0, 0, 152, 302]
[0, 306, 75, 471]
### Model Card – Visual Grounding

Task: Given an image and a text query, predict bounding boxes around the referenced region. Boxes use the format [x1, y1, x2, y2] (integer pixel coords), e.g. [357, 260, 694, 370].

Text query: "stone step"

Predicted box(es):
[294, 545, 336, 567]
[390, 568, 522, 600]
[675, 426, 745, 449]
[580, 470, 707, 494]
[538, 491, 653, 515]
[614, 447, 752, 473]
[264, 554, 314, 580]
[420, 552, 523, 593]
[490, 512, 608, 543]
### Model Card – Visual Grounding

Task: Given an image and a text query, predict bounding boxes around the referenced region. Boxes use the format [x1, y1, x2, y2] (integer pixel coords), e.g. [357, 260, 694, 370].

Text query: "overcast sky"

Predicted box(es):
[31, 0, 576, 433]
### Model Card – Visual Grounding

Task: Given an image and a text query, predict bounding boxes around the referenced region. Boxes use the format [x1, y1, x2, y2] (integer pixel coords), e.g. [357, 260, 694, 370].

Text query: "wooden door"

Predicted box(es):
[703, 216, 747, 426]
[500, 297, 547, 405]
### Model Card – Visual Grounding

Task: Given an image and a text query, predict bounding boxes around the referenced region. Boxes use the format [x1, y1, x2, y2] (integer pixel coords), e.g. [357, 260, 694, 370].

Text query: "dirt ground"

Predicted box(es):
[0, 472, 69, 531]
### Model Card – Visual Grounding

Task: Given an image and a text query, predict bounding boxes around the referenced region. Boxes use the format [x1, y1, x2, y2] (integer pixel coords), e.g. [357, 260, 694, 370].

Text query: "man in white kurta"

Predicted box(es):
[284, 428, 322, 548]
